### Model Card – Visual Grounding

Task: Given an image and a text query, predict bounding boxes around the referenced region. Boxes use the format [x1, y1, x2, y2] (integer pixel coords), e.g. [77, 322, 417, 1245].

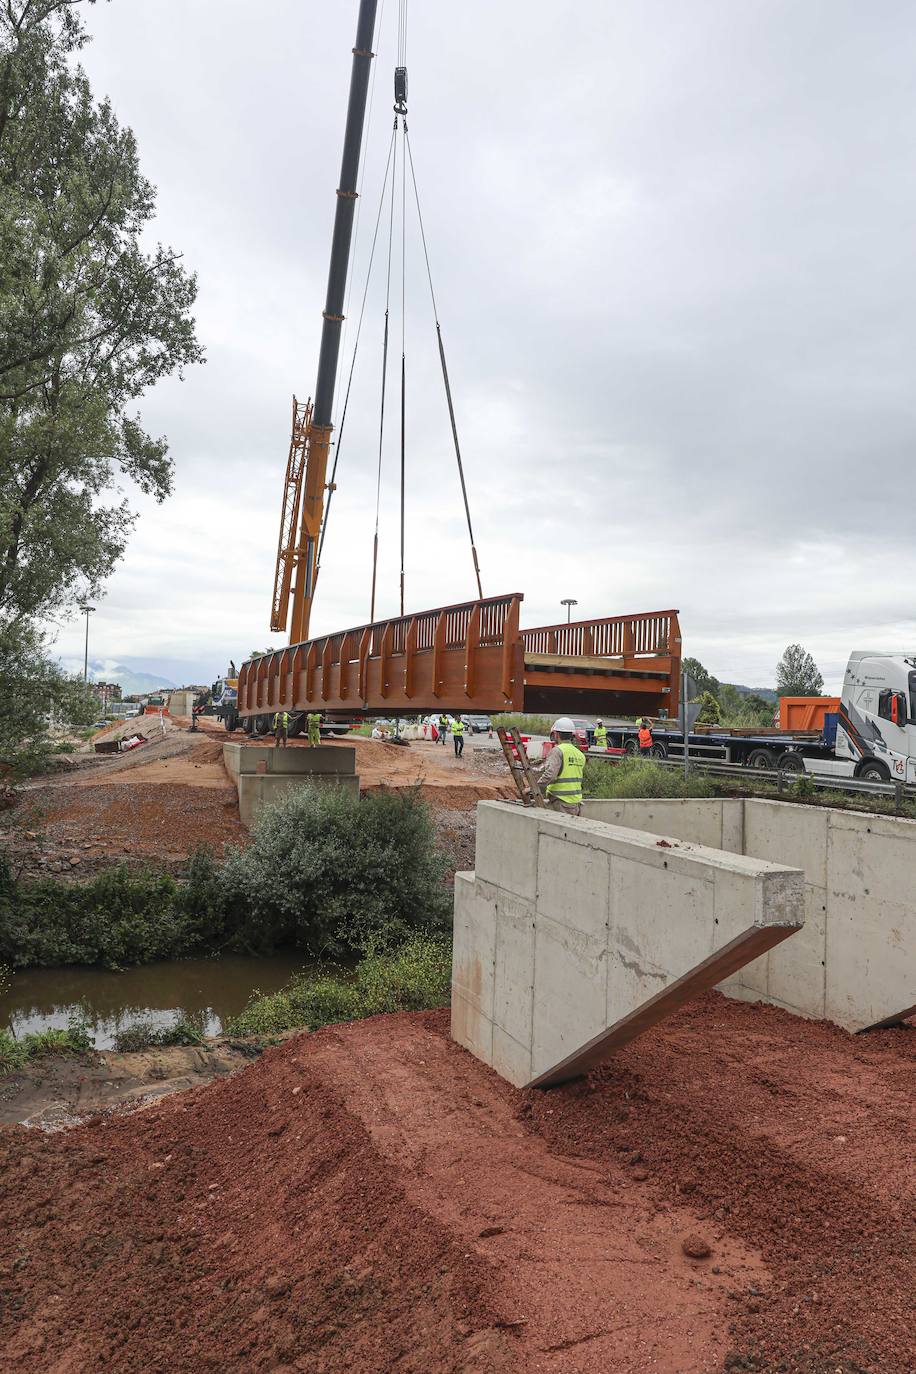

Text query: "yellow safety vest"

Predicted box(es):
[451, 720, 464, 735]
[273, 711, 289, 728]
[594, 726, 608, 748]
[546, 742, 586, 805]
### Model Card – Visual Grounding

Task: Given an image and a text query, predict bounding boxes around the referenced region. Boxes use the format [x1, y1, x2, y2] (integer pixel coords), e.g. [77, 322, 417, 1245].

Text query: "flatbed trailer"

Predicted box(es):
[599, 716, 840, 773]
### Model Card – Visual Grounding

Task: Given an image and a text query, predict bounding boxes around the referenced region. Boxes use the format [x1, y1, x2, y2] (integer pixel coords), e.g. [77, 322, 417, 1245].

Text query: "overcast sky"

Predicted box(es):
[50, 0, 916, 692]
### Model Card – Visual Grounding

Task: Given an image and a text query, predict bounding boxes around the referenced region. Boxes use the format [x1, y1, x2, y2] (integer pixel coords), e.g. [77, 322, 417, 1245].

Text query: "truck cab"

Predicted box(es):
[836, 652, 916, 782]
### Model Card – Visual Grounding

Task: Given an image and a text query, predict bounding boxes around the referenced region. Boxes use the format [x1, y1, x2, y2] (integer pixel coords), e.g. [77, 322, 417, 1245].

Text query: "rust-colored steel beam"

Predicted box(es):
[237, 599, 681, 722]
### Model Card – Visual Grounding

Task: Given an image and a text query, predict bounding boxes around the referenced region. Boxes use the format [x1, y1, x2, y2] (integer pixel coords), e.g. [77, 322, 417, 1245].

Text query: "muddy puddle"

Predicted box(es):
[1, 952, 309, 1048]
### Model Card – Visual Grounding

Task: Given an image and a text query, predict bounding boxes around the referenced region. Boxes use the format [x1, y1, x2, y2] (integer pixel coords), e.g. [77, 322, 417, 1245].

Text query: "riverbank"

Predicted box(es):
[0, 1034, 270, 1128]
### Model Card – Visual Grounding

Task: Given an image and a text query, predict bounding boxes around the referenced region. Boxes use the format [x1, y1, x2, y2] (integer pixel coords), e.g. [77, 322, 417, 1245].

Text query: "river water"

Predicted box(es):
[0, 952, 310, 1049]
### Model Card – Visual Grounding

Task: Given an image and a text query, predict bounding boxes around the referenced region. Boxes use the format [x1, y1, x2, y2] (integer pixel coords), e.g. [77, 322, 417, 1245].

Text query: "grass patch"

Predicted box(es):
[0, 1019, 94, 1075]
[583, 757, 716, 799]
[227, 935, 452, 1038]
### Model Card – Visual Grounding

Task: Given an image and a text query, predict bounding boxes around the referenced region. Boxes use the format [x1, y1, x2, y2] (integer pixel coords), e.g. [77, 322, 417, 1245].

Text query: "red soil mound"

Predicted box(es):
[1, 997, 912, 1374]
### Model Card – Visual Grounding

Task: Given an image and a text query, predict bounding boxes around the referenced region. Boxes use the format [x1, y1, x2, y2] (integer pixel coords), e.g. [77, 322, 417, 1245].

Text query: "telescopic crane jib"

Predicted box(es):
[271, 0, 378, 646]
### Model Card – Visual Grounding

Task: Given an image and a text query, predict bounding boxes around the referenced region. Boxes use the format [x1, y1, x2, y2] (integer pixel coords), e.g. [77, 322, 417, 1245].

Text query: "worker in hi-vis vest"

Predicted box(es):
[451, 716, 465, 757]
[593, 719, 608, 750]
[540, 717, 586, 815]
[438, 713, 449, 745]
[273, 710, 289, 749]
[306, 711, 322, 747]
[638, 719, 654, 757]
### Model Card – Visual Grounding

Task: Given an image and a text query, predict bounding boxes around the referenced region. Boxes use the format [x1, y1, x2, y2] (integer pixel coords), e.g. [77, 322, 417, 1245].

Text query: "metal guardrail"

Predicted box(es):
[585, 751, 916, 810]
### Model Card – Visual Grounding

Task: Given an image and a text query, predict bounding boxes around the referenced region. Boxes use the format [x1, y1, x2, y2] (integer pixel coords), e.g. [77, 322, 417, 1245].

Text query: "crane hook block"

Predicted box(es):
[394, 65, 408, 114]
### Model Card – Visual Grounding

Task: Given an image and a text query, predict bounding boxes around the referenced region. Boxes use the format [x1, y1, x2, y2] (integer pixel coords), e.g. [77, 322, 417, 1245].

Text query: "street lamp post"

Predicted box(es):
[560, 598, 578, 624]
[79, 605, 95, 682]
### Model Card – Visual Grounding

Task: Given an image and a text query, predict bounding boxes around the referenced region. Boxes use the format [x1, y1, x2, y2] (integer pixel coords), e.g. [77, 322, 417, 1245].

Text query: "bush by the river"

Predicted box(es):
[0, 786, 450, 969]
[227, 936, 452, 1037]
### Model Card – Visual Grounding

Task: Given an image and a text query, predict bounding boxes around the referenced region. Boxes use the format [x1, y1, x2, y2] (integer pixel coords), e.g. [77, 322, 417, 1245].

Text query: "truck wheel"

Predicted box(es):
[224, 709, 237, 733]
[777, 753, 804, 775]
[624, 738, 639, 756]
[747, 748, 775, 770]
[650, 742, 668, 759]
[857, 759, 889, 783]
[287, 714, 304, 738]
[242, 716, 254, 735]
[255, 715, 270, 737]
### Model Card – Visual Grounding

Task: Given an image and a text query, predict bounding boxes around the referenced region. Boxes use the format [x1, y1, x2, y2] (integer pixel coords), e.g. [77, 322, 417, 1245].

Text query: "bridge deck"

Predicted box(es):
[236, 595, 681, 723]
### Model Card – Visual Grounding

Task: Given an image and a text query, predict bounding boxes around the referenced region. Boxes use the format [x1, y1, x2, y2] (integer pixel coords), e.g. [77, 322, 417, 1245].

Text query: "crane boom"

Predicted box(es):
[284, 0, 379, 646]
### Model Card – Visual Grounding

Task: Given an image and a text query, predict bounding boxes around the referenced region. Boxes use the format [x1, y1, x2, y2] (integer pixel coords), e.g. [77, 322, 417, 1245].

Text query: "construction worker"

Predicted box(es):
[451, 716, 465, 757]
[306, 711, 322, 747]
[540, 716, 586, 815]
[438, 712, 449, 745]
[273, 709, 289, 748]
[593, 718, 608, 750]
[638, 718, 654, 758]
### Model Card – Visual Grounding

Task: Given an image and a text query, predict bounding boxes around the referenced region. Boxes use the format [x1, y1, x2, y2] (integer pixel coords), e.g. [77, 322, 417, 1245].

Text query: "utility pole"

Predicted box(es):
[79, 605, 95, 682]
[561, 598, 578, 624]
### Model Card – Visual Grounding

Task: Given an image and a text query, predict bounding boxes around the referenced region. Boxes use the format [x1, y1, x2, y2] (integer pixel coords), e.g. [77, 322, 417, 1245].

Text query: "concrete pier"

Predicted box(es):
[581, 797, 916, 1032]
[223, 742, 359, 827]
[452, 801, 804, 1088]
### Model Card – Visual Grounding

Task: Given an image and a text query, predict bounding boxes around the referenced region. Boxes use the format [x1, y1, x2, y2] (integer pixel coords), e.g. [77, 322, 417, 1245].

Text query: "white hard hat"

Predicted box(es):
[552, 716, 576, 735]
[596, 718, 603, 725]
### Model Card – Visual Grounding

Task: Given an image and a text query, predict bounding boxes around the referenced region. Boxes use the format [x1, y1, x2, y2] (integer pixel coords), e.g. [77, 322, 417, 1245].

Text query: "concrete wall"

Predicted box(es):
[168, 691, 196, 717]
[582, 796, 916, 1031]
[452, 802, 803, 1088]
[223, 743, 359, 827]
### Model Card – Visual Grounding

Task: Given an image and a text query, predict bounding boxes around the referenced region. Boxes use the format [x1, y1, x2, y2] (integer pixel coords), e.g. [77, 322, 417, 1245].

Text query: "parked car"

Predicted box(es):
[462, 714, 492, 733]
[548, 718, 592, 750]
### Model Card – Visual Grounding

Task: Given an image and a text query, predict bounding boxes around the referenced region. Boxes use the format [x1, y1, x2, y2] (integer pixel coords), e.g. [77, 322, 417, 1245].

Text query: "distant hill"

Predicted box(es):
[732, 684, 778, 703]
[60, 659, 178, 696]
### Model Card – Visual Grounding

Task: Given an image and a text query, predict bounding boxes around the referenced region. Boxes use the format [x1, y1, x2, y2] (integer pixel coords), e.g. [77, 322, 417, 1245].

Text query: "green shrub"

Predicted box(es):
[219, 785, 451, 959]
[113, 1016, 205, 1053]
[0, 788, 450, 970]
[228, 936, 451, 1037]
[583, 757, 715, 800]
[0, 865, 188, 968]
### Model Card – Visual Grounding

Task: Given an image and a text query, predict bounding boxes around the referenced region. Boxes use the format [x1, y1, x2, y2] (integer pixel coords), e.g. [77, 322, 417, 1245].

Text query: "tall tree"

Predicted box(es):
[0, 0, 203, 627]
[682, 656, 720, 699]
[776, 644, 824, 697]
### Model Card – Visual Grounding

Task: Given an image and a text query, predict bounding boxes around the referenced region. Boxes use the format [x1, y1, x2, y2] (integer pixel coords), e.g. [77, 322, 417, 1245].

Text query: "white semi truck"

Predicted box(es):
[825, 651, 916, 783]
[602, 651, 916, 784]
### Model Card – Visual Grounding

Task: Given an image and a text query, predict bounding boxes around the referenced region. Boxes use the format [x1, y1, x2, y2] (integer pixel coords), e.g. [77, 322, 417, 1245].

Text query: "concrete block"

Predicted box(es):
[581, 798, 727, 850]
[491, 1025, 532, 1088]
[451, 874, 497, 1016]
[825, 811, 916, 1029]
[492, 890, 536, 1053]
[764, 881, 827, 1017]
[223, 743, 355, 777]
[537, 834, 610, 937]
[452, 804, 804, 1089]
[532, 915, 607, 1079]
[721, 800, 745, 855]
[475, 802, 539, 901]
[745, 799, 828, 889]
[450, 990, 493, 1065]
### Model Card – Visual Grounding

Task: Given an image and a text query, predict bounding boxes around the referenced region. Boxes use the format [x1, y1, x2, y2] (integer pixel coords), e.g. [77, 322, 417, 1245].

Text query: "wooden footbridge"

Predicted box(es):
[235, 595, 681, 726]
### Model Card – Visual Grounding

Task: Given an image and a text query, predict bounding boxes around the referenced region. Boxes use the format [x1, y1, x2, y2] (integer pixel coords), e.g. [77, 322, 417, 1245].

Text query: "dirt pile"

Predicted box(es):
[520, 995, 915, 1374]
[2, 996, 910, 1373]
